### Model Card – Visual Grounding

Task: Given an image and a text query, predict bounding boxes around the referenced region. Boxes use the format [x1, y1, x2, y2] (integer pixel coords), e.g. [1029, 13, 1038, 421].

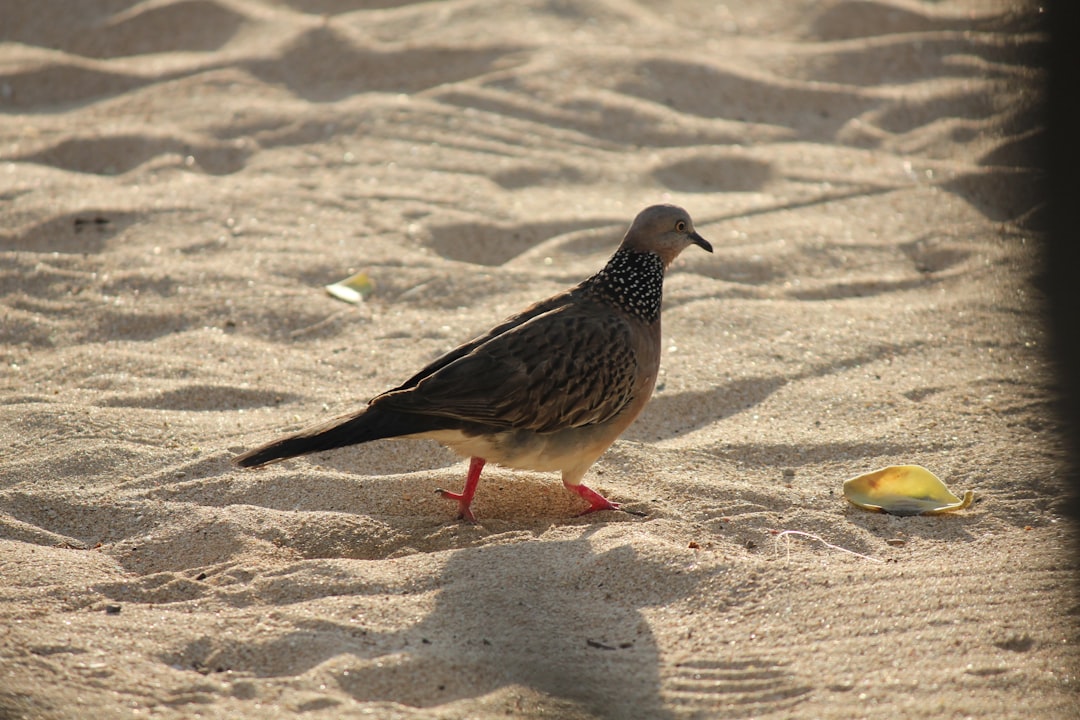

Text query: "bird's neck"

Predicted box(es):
[585, 248, 665, 323]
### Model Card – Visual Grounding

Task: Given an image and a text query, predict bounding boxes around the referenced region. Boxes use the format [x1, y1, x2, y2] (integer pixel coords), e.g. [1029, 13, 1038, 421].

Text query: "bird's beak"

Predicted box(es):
[690, 231, 713, 253]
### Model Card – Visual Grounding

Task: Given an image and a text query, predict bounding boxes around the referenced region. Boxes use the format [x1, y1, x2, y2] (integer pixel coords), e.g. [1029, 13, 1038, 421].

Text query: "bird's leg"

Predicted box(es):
[436, 456, 485, 522]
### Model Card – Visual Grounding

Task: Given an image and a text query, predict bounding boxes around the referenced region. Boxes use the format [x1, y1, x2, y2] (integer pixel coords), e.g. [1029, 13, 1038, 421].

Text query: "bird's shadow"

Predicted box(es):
[169, 533, 697, 718]
[340, 536, 691, 717]
[627, 376, 787, 442]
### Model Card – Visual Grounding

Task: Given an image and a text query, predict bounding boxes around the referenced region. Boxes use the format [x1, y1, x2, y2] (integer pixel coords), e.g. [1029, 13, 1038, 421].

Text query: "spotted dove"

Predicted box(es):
[234, 204, 712, 521]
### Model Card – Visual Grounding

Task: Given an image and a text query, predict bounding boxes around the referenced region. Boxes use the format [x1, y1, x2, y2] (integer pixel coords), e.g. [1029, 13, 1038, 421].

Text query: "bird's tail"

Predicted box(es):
[233, 405, 435, 468]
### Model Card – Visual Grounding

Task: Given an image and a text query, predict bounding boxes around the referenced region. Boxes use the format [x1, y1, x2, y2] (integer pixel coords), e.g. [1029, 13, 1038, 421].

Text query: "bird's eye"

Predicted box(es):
[675, 221, 687, 233]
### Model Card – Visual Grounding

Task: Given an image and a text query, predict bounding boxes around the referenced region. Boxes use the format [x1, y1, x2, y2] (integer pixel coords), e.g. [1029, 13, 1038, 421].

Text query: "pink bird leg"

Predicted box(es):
[437, 456, 485, 522]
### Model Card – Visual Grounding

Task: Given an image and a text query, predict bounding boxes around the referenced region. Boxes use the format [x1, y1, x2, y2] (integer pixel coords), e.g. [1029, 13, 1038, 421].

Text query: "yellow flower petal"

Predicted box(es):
[843, 465, 974, 516]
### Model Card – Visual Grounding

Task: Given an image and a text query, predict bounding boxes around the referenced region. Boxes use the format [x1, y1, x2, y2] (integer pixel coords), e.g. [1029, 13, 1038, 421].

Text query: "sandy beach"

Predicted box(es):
[1, 1, 1076, 718]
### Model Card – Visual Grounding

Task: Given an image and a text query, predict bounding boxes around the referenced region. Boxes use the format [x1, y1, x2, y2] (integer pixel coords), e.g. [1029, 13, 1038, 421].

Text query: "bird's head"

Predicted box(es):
[620, 204, 712, 267]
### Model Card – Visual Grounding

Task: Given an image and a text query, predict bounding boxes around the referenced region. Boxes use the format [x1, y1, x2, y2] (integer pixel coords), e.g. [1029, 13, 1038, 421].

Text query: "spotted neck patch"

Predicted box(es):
[586, 249, 665, 322]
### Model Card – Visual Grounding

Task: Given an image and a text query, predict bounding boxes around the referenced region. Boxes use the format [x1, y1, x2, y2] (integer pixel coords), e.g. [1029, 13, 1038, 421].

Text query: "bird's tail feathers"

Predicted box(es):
[233, 406, 429, 468]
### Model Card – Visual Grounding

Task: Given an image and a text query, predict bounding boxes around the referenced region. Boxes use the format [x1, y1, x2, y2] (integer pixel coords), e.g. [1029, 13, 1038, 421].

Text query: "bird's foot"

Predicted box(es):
[436, 456, 485, 523]
[435, 487, 477, 523]
[567, 483, 644, 517]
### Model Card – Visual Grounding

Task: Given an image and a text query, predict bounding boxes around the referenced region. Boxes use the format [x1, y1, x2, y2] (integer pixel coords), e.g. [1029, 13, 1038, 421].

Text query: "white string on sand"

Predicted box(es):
[770, 529, 884, 563]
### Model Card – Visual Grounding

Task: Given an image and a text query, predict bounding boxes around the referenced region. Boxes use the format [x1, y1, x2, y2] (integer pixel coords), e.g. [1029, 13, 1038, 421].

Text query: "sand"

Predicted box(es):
[1, 0, 1076, 718]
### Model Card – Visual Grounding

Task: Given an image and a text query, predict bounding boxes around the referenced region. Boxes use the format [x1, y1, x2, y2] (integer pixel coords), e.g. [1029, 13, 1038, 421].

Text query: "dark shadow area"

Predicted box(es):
[899, 232, 976, 274]
[939, 169, 1044, 229]
[434, 86, 749, 149]
[699, 440, 944, 470]
[335, 540, 684, 718]
[0, 0, 243, 58]
[628, 378, 788, 442]
[0, 210, 139, 254]
[809, 0, 1025, 40]
[652, 155, 774, 194]
[677, 254, 786, 285]
[162, 536, 720, 718]
[872, 87, 1006, 135]
[796, 34, 1043, 86]
[0, 1, 137, 45]
[616, 59, 878, 142]
[0, 63, 157, 109]
[0, 20, 516, 111]
[246, 26, 521, 103]
[842, 507, 981, 542]
[1044, 1, 1080, 529]
[426, 219, 612, 266]
[90, 0, 244, 58]
[14, 134, 251, 175]
[629, 342, 919, 442]
[101, 386, 306, 412]
[491, 163, 589, 190]
[278, 0, 427, 12]
[786, 274, 937, 301]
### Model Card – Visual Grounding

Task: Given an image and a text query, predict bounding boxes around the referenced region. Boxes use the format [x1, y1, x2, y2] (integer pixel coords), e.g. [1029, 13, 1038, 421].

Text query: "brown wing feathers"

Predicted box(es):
[374, 305, 638, 433]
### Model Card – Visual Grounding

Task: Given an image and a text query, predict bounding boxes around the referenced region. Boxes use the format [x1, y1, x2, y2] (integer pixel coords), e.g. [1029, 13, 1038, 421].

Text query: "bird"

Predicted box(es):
[234, 204, 712, 522]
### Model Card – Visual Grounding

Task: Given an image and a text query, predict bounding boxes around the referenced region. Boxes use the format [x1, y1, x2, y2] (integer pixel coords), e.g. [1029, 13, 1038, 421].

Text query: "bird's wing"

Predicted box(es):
[373, 289, 578, 399]
[372, 303, 639, 433]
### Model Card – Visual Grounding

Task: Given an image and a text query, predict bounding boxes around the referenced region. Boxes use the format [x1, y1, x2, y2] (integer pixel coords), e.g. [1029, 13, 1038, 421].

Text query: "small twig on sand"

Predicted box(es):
[770, 529, 884, 563]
